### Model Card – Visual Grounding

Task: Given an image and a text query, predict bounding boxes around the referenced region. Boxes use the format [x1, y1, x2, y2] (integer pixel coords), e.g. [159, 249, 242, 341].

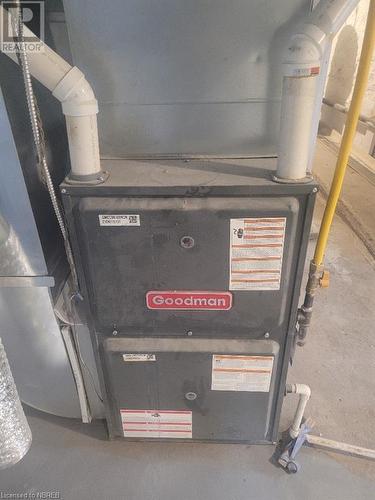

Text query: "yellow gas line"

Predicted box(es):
[313, 0, 375, 267]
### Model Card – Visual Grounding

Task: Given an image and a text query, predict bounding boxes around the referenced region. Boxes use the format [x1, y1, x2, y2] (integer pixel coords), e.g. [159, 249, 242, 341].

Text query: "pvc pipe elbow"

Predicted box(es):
[282, 25, 325, 77]
[287, 383, 311, 399]
[52, 67, 101, 178]
[309, 0, 361, 38]
[282, 0, 361, 77]
[52, 66, 98, 117]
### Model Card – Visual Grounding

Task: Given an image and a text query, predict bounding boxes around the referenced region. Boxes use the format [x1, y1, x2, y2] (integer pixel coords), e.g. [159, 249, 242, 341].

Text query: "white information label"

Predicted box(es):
[121, 410, 192, 438]
[122, 354, 156, 362]
[229, 217, 286, 290]
[211, 354, 274, 392]
[99, 214, 140, 226]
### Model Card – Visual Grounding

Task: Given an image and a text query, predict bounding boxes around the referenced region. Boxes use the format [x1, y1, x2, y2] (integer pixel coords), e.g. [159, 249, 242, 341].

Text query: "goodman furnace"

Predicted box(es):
[62, 158, 317, 443]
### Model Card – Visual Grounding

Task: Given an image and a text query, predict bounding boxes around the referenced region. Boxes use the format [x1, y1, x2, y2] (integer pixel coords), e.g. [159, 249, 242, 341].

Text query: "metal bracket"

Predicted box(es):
[60, 325, 92, 424]
[0, 275, 55, 287]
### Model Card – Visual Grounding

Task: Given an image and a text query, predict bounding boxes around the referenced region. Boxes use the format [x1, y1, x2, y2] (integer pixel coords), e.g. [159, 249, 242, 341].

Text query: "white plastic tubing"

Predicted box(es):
[286, 383, 311, 439]
[277, 0, 361, 180]
[0, 6, 101, 179]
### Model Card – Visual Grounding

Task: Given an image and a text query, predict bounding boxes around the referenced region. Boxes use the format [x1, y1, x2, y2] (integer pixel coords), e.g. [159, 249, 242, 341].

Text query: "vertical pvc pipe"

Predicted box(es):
[276, 0, 362, 181]
[277, 76, 318, 180]
[65, 115, 101, 179]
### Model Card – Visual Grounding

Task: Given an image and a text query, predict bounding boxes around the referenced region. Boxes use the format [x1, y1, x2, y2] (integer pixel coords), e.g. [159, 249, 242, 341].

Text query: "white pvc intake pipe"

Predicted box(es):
[0, 6, 101, 179]
[276, 0, 361, 180]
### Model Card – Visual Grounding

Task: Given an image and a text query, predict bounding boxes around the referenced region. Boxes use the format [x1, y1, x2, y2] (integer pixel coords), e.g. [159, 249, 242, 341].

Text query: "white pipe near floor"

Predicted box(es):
[276, 0, 361, 180]
[0, 6, 101, 179]
[287, 383, 311, 439]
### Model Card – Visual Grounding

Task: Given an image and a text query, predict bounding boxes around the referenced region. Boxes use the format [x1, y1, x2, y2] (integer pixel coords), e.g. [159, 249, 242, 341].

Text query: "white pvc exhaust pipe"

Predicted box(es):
[0, 6, 101, 179]
[276, 0, 361, 181]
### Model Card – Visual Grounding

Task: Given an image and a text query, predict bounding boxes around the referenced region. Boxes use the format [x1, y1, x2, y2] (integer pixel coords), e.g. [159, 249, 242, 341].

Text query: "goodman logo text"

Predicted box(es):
[146, 291, 233, 311]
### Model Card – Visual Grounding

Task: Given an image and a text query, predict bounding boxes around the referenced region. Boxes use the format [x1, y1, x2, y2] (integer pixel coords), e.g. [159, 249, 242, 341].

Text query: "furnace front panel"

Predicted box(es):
[62, 159, 316, 442]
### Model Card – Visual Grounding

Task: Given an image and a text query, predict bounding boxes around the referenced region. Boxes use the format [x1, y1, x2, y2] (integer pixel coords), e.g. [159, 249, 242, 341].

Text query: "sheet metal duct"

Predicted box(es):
[61, 0, 313, 157]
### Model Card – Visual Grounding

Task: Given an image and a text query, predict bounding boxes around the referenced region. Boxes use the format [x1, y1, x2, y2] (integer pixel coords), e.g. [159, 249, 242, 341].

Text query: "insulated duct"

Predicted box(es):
[0, 338, 32, 469]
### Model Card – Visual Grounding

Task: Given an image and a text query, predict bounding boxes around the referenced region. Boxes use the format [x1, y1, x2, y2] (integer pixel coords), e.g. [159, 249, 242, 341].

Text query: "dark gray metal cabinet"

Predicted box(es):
[62, 158, 316, 443]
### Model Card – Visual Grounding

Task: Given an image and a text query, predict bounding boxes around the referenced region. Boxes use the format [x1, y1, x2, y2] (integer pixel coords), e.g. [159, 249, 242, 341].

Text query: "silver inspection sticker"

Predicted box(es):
[123, 354, 156, 362]
[99, 214, 140, 226]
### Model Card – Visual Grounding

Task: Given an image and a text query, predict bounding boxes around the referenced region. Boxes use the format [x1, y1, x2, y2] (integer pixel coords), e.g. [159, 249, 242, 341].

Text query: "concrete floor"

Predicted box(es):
[1, 191, 375, 498]
[283, 194, 375, 482]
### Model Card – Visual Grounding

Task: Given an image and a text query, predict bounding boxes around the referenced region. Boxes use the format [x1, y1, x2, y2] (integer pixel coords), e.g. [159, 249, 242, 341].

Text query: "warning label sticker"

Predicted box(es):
[122, 354, 156, 362]
[229, 217, 286, 290]
[211, 355, 274, 392]
[99, 214, 140, 226]
[121, 410, 192, 439]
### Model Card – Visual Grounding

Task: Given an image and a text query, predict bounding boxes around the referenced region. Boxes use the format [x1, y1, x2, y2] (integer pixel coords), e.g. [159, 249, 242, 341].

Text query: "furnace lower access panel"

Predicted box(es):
[103, 338, 279, 441]
[62, 159, 316, 443]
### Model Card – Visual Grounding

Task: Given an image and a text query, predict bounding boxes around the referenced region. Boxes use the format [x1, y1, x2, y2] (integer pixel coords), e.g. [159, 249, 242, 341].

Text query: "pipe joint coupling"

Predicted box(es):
[283, 26, 325, 78]
[306, 261, 325, 296]
[52, 66, 98, 117]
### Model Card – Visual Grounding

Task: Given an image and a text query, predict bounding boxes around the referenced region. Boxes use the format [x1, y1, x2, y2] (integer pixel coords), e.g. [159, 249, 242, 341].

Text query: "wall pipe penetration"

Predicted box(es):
[276, 0, 361, 180]
[0, 6, 101, 180]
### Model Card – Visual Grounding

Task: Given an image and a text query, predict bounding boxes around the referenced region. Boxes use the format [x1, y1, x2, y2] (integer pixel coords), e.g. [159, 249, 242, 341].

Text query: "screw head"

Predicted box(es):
[112, 329, 118, 336]
[185, 391, 197, 401]
[312, 187, 318, 193]
[187, 330, 193, 336]
[264, 332, 270, 339]
[61, 188, 67, 194]
[180, 236, 195, 249]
